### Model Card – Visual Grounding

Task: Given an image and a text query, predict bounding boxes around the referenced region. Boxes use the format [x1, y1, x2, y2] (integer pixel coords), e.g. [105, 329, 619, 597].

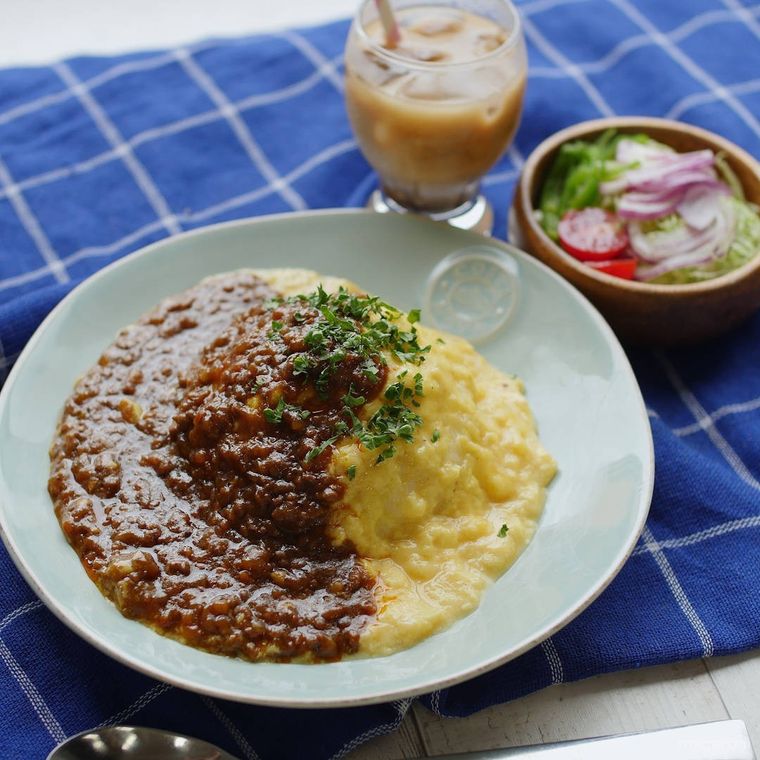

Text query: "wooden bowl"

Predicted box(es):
[512, 117, 760, 345]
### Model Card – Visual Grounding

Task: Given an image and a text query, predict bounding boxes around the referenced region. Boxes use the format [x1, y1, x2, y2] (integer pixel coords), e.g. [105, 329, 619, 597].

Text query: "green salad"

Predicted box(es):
[535, 129, 760, 283]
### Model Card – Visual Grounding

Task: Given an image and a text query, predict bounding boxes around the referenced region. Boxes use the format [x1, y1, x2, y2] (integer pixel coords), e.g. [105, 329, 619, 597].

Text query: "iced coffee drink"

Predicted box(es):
[345, 0, 526, 230]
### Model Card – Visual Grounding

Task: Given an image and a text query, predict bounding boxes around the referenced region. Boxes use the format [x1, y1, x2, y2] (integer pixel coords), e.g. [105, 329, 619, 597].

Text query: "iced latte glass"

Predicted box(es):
[345, 0, 527, 234]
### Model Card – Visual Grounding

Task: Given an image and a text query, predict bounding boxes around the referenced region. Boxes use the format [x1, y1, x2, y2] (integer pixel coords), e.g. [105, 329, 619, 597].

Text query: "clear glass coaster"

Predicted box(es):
[424, 245, 520, 343]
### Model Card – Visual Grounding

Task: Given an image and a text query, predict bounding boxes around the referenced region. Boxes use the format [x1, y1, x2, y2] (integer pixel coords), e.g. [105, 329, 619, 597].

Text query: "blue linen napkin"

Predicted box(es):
[2, 2, 760, 758]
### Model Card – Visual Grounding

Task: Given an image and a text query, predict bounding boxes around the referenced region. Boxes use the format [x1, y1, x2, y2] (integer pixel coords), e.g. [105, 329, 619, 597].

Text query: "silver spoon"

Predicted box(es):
[47, 725, 241, 760]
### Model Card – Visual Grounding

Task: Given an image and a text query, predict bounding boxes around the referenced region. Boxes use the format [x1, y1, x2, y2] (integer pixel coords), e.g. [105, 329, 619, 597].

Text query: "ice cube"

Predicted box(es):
[400, 67, 506, 101]
[410, 13, 464, 37]
[396, 45, 450, 63]
[475, 32, 506, 55]
[357, 49, 406, 87]
[398, 72, 452, 101]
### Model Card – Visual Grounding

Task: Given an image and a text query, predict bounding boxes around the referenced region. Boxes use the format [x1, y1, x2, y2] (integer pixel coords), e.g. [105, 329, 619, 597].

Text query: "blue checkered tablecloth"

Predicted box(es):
[2, 1, 760, 758]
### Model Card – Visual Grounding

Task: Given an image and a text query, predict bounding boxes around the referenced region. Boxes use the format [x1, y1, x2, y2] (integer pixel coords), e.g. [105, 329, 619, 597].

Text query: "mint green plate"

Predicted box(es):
[0, 210, 653, 707]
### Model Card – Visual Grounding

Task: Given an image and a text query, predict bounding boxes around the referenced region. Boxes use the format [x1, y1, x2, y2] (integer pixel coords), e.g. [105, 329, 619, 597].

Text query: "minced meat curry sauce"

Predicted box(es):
[49, 272, 386, 661]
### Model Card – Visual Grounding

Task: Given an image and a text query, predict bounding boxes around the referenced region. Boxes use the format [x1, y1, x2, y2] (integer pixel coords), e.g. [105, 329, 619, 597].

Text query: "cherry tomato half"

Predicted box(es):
[558, 208, 629, 262]
[587, 258, 637, 280]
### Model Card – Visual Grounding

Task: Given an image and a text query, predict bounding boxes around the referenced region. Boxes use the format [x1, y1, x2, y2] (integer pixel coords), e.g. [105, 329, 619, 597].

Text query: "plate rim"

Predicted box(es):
[0, 208, 654, 708]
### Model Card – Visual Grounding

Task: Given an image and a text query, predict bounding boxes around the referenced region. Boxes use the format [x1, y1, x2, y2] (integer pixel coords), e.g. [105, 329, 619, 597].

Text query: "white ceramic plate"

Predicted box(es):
[0, 210, 653, 707]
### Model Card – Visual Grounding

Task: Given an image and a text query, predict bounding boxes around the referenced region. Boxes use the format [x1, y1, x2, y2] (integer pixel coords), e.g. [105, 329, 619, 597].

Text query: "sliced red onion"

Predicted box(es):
[614, 159, 715, 192]
[629, 219, 718, 262]
[617, 192, 684, 221]
[677, 183, 729, 230]
[635, 169, 719, 193]
[601, 148, 716, 196]
[617, 178, 724, 221]
[601, 166, 713, 197]
[617, 187, 685, 220]
[629, 199, 736, 268]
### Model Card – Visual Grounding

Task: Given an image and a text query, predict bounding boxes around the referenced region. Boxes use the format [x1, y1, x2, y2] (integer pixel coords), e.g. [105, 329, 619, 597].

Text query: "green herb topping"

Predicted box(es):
[263, 397, 310, 424]
[266, 286, 431, 464]
[498, 524, 509, 538]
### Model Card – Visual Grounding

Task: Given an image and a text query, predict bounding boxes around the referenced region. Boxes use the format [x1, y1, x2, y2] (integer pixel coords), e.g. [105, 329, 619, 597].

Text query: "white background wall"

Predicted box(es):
[0, 1, 358, 66]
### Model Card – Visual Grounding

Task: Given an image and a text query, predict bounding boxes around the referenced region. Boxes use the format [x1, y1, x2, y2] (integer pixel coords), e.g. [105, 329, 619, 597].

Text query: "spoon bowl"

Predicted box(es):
[47, 725, 240, 760]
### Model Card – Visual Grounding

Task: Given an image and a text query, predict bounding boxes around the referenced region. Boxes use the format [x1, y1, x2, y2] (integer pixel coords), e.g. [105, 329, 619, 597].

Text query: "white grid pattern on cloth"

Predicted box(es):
[0, 155, 69, 284]
[640, 527, 715, 657]
[0, 47, 217, 128]
[508, 144, 526, 168]
[541, 637, 564, 685]
[174, 48, 308, 212]
[0, 595, 174, 746]
[722, 0, 760, 40]
[200, 696, 262, 760]
[277, 29, 344, 93]
[0, 219, 167, 294]
[97, 683, 173, 729]
[611, 0, 760, 141]
[632, 515, 760, 558]
[0, 34, 342, 130]
[656, 353, 760, 492]
[0, 600, 43, 634]
[673, 395, 760, 437]
[668, 77, 760, 120]
[521, 16, 614, 117]
[0, 138, 357, 296]
[53, 61, 182, 237]
[330, 698, 413, 760]
[0, 635, 66, 743]
[483, 166, 520, 186]
[0, 51, 345, 206]
[529, 5, 760, 80]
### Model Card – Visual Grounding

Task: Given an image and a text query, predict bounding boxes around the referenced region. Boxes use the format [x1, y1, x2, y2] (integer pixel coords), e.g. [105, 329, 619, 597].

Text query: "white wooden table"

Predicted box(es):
[4, 3, 758, 757]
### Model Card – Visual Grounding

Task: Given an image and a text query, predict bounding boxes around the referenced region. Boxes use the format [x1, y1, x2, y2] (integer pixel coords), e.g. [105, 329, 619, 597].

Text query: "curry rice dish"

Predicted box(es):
[48, 268, 555, 662]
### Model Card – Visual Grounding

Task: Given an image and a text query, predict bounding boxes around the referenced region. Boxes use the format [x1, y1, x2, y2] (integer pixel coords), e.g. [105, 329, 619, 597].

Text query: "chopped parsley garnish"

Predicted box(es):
[498, 524, 509, 538]
[265, 286, 431, 465]
[292, 286, 429, 384]
[347, 465, 357, 481]
[263, 397, 310, 424]
[304, 433, 340, 462]
[357, 372, 424, 463]
[431, 430, 440, 443]
[292, 353, 313, 376]
[342, 390, 366, 408]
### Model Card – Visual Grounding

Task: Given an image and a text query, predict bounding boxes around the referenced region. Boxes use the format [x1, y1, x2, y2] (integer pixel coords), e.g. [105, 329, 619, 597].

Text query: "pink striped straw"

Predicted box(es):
[374, 0, 401, 48]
